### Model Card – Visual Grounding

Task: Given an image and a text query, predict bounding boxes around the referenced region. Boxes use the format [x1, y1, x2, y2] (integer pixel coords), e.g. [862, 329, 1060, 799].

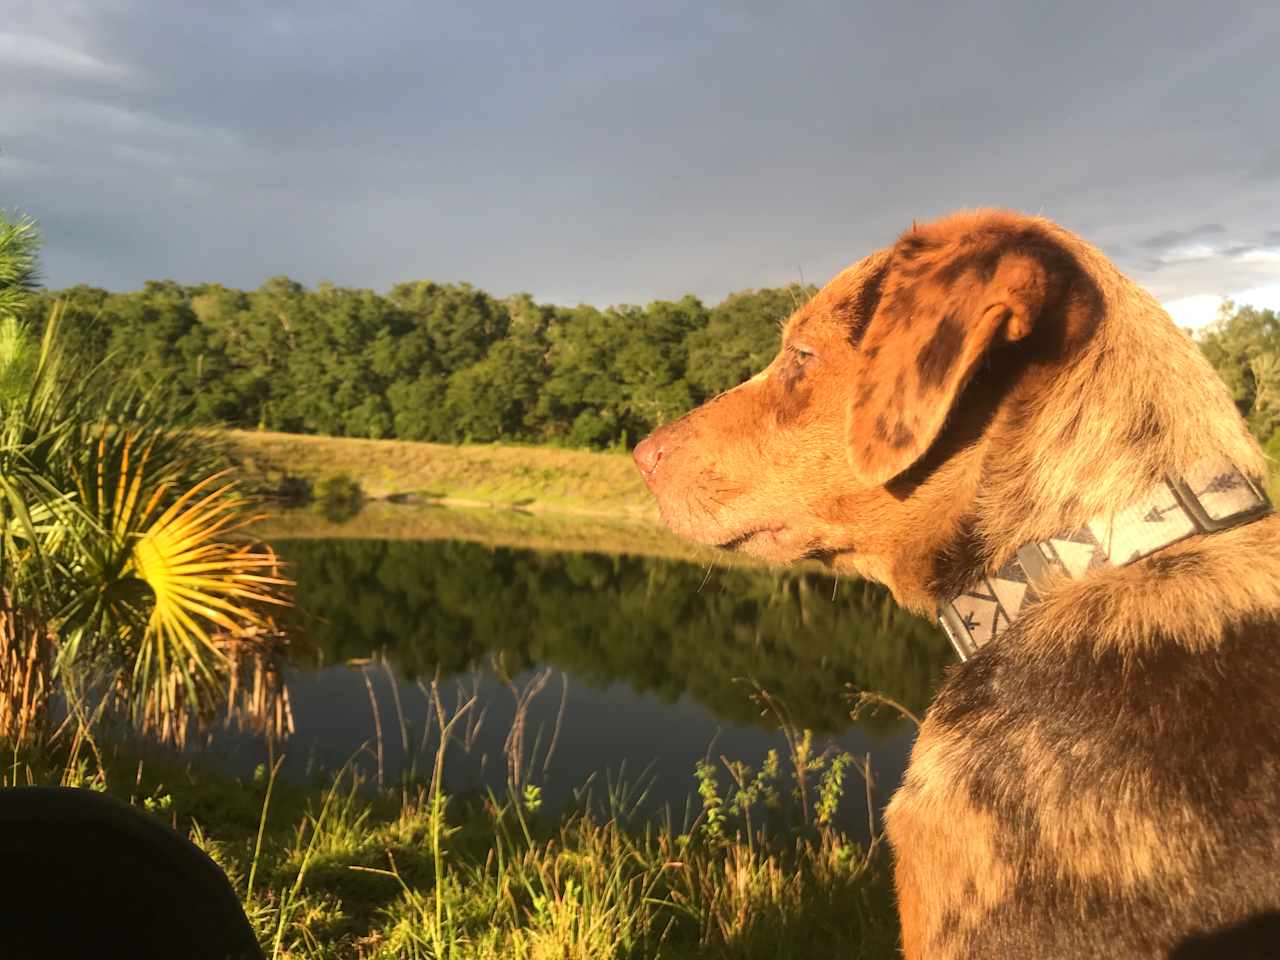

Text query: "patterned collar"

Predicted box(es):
[938, 459, 1274, 661]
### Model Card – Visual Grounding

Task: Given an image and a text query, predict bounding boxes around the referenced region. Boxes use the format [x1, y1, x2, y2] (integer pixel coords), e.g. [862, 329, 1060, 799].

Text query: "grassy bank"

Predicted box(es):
[225, 430, 658, 520]
[11, 689, 903, 960]
[230, 432, 1280, 529]
[256, 499, 725, 567]
[227, 429, 747, 565]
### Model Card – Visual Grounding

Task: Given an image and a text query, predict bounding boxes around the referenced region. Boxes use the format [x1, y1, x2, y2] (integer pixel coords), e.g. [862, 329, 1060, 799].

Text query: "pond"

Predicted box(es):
[208, 534, 953, 837]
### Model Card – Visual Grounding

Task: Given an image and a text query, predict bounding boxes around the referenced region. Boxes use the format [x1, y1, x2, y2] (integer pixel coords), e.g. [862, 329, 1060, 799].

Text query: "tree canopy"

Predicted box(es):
[25, 276, 810, 449]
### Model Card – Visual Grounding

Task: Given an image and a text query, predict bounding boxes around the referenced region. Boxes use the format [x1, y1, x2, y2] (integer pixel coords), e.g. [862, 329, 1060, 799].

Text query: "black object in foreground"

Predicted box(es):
[0, 787, 262, 960]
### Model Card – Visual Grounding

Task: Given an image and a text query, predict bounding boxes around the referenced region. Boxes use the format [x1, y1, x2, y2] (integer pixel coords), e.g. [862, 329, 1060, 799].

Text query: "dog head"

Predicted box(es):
[634, 209, 1250, 612]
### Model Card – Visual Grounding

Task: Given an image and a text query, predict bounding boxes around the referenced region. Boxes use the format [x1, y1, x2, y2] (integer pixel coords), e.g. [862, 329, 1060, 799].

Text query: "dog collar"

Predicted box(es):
[938, 459, 1273, 661]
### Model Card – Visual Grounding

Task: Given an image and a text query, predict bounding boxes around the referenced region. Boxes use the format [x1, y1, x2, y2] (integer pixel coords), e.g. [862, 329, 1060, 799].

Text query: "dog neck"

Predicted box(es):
[938, 458, 1273, 660]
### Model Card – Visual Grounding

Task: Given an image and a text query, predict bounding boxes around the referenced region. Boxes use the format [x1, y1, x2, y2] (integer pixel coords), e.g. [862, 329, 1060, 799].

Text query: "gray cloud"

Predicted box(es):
[1250, 147, 1280, 180]
[1122, 222, 1280, 298]
[3, 0, 1280, 308]
[1137, 224, 1226, 253]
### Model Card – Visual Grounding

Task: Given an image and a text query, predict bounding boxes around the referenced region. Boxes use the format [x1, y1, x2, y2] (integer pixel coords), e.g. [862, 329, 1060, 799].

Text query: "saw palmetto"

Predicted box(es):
[1, 302, 292, 744]
[65, 429, 290, 737]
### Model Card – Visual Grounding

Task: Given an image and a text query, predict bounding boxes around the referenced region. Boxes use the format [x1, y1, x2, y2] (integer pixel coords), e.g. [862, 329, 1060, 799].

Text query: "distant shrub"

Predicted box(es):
[315, 473, 363, 523]
[275, 473, 312, 507]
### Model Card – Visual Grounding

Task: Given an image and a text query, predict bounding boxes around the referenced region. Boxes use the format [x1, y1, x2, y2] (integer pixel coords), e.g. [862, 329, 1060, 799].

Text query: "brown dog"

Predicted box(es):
[634, 210, 1280, 958]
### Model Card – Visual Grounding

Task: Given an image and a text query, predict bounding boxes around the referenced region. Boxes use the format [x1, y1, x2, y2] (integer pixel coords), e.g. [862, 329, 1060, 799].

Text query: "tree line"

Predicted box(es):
[22, 275, 1280, 454]
[23, 278, 809, 449]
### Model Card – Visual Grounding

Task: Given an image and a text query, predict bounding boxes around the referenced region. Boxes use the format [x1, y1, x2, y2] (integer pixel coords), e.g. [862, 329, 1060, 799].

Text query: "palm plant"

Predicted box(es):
[0, 213, 40, 409]
[0, 236, 292, 746]
[0, 212, 39, 322]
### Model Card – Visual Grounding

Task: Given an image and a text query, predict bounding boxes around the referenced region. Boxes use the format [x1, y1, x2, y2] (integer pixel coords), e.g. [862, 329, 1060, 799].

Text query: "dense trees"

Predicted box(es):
[25, 273, 1279, 455]
[1199, 302, 1280, 451]
[25, 275, 804, 448]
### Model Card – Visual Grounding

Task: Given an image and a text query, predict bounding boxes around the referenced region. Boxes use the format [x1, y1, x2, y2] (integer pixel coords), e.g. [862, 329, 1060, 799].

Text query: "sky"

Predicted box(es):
[2, 1, 1278, 328]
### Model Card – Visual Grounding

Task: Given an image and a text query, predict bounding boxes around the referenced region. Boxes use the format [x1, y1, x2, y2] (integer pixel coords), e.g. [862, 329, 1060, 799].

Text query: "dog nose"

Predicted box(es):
[633, 434, 666, 477]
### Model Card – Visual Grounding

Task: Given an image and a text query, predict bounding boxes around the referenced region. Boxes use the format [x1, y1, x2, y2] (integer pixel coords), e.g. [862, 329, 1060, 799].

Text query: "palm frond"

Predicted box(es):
[1, 296, 294, 746]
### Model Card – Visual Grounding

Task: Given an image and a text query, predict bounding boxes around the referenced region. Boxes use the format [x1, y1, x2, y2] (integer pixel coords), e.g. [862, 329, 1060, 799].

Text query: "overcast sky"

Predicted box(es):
[3, 1, 1278, 327]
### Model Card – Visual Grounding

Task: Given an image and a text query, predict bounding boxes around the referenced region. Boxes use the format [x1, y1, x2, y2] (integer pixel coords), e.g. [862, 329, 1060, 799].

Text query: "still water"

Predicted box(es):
[212, 538, 952, 835]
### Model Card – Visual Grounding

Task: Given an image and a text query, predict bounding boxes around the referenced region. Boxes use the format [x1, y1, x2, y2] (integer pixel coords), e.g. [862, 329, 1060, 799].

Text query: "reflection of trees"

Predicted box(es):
[280, 540, 951, 735]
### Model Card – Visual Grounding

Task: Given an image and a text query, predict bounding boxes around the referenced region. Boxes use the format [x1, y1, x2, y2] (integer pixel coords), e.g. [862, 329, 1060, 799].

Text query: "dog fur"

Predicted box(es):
[633, 209, 1280, 958]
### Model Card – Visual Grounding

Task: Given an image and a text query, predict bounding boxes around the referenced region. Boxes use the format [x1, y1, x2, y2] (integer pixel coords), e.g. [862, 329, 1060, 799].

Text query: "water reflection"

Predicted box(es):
[207, 538, 951, 837]
[280, 539, 951, 735]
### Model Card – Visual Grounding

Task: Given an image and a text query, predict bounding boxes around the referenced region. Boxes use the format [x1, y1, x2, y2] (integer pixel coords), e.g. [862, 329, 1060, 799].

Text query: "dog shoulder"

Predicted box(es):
[889, 608, 1280, 957]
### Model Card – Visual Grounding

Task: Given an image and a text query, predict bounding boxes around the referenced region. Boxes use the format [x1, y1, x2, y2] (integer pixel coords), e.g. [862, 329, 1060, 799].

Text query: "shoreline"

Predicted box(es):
[224, 428, 659, 518]
[227, 428, 775, 564]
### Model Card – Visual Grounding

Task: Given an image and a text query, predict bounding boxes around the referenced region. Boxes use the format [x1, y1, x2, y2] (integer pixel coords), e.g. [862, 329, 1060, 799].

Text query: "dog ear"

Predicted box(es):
[846, 228, 1048, 487]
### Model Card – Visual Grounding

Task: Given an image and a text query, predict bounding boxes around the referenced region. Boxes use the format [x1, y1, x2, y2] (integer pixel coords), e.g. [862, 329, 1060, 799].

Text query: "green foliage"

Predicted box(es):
[1265, 428, 1280, 504]
[0, 213, 41, 407]
[442, 338, 546, 441]
[695, 759, 728, 843]
[1199, 301, 1280, 442]
[815, 753, 853, 829]
[0, 211, 40, 325]
[1266, 428, 1280, 464]
[1194, 301, 1280, 500]
[37, 269, 803, 450]
[0, 316, 37, 407]
[685, 284, 813, 399]
[25, 233, 1280, 464]
[10, 720, 902, 958]
[0, 299, 290, 745]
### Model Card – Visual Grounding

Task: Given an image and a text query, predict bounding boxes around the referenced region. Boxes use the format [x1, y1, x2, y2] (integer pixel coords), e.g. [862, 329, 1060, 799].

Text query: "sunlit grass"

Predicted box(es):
[237, 678, 901, 959]
[5, 674, 903, 960]
[224, 766, 898, 960]
[223, 428, 656, 516]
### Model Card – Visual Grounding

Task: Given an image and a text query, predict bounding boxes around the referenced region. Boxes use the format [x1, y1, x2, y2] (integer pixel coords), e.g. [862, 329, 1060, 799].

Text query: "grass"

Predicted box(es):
[228, 429, 784, 567]
[255, 499, 720, 567]
[221, 776, 899, 960]
[227, 429, 1280, 547]
[5, 678, 904, 960]
[233, 427, 1280, 574]
[224, 430, 657, 520]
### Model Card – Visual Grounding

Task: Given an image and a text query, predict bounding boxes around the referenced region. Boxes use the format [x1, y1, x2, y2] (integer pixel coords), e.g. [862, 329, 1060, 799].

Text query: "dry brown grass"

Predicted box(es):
[224, 430, 657, 518]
